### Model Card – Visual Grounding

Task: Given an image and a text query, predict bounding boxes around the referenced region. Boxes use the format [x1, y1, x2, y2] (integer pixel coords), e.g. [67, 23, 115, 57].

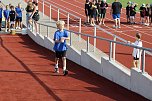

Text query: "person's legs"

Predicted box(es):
[102, 13, 106, 25]
[34, 20, 38, 33]
[0, 18, 2, 31]
[112, 14, 117, 28]
[61, 51, 68, 75]
[62, 57, 66, 71]
[54, 51, 60, 73]
[133, 60, 137, 67]
[118, 18, 121, 28]
[5, 19, 7, 32]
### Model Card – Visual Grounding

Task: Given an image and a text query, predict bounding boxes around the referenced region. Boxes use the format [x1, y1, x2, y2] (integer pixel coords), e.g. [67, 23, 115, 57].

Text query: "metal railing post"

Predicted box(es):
[70, 32, 72, 46]
[109, 42, 113, 61]
[87, 36, 90, 52]
[78, 18, 81, 41]
[141, 50, 145, 73]
[50, 5, 52, 22]
[47, 26, 49, 37]
[32, 21, 34, 32]
[42, 0, 44, 16]
[57, 9, 60, 21]
[94, 25, 96, 52]
[39, 24, 40, 34]
[113, 35, 116, 61]
[67, 13, 69, 30]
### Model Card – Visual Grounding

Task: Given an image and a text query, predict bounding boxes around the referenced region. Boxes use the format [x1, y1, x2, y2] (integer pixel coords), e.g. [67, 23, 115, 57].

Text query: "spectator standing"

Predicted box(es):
[126, 1, 131, 23]
[4, 5, 10, 32]
[25, 1, 33, 29]
[0, 0, 3, 31]
[15, 3, 23, 29]
[145, 4, 150, 26]
[9, 6, 16, 30]
[53, 20, 69, 76]
[139, 4, 146, 24]
[90, 0, 98, 26]
[128, 33, 142, 68]
[30, 1, 39, 34]
[110, 0, 122, 28]
[150, 4, 152, 25]
[85, 0, 90, 24]
[100, 0, 108, 25]
[130, 3, 137, 24]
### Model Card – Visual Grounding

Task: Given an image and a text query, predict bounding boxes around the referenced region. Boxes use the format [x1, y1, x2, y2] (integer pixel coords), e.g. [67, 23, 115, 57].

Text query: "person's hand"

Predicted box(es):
[127, 41, 131, 44]
[60, 37, 66, 43]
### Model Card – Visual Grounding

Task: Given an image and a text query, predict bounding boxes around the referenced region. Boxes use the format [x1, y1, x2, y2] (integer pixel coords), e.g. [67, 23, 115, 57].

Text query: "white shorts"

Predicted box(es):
[10, 21, 15, 25]
[130, 16, 135, 19]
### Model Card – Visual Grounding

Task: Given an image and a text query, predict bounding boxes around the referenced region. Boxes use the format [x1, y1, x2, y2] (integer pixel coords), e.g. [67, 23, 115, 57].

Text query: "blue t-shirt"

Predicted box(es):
[53, 30, 68, 51]
[0, 8, 3, 18]
[4, 10, 10, 19]
[15, 7, 22, 17]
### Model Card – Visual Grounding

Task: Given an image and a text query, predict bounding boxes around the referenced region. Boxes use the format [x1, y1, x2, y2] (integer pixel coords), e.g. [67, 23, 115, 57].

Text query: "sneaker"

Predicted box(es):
[90, 24, 94, 26]
[113, 25, 117, 28]
[118, 26, 121, 28]
[63, 70, 68, 76]
[5, 29, 7, 32]
[55, 68, 59, 73]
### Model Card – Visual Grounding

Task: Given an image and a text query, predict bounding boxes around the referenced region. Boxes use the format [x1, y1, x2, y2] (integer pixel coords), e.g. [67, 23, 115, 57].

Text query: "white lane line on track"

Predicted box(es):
[72, 0, 152, 34]
[44, 0, 152, 45]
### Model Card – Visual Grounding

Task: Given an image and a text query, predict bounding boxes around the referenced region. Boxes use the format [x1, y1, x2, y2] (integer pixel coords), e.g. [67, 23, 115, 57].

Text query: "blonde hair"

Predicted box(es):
[56, 20, 65, 27]
[26, 1, 33, 11]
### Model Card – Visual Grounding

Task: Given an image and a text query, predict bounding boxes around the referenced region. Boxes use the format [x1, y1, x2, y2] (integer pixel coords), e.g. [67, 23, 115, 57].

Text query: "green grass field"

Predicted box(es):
[107, 0, 152, 8]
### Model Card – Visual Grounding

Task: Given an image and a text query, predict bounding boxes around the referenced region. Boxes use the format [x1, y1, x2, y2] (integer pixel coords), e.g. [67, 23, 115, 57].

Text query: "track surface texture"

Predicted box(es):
[0, 34, 150, 100]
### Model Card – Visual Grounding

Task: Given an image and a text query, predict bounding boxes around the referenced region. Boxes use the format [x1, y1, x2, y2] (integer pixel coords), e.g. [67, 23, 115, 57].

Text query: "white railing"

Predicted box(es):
[25, 0, 82, 33]
[33, 22, 152, 73]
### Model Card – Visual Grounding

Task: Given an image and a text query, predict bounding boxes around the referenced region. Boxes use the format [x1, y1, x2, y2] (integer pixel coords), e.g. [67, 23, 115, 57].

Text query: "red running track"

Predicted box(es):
[30, 0, 152, 75]
[0, 34, 149, 100]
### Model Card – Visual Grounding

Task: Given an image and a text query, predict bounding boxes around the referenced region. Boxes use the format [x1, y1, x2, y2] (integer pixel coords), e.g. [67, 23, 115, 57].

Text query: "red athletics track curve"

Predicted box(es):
[24, 0, 152, 75]
[0, 34, 149, 100]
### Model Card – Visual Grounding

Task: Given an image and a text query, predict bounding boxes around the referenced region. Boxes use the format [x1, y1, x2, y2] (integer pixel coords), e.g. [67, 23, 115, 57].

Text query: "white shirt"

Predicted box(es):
[132, 40, 142, 58]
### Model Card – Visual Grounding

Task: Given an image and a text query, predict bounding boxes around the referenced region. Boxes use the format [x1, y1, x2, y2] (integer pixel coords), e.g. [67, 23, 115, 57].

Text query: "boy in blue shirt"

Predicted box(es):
[0, 2, 3, 31]
[53, 20, 69, 76]
[4, 5, 10, 32]
[15, 3, 23, 29]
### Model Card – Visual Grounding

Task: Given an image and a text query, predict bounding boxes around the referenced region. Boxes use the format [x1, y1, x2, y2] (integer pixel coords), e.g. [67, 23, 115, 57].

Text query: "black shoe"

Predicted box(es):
[63, 70, 68, 76]
[55, 68, 59, 73]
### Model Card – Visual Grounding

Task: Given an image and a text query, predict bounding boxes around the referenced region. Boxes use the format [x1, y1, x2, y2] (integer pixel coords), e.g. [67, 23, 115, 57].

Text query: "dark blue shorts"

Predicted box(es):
[112, 14, 120, 20]
[16, 17, 22, 22]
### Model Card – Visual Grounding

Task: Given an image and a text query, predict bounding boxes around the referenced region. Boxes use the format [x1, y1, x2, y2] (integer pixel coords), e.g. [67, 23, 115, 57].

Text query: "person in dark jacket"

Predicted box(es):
[85, 0, 91, 24]
[126, 1, 131, 23]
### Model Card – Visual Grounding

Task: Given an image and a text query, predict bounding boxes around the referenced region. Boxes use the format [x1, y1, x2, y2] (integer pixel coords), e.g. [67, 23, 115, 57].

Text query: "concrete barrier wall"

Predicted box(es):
[66, 45, 81, 65]
[101, 57, 131, 90]
[27, 30, 37, 43]
[131, 68, 152, 100]
[27, 29, 152, 100]
[44, 36, 54, 51]
[81, 49, 102, 75]
[36, 34, 45, 47]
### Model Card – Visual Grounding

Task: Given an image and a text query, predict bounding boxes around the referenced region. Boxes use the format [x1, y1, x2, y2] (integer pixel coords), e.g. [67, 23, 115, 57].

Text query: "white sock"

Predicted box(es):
[63, 67, 66, 71]
[55, 64, 58, 68]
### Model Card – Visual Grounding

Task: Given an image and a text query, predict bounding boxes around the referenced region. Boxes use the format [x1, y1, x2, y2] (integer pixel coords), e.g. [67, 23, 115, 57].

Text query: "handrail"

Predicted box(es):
[95, 25, 127, 43]
[37, 22, 152, 52]
[38, 0, 80, 19]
